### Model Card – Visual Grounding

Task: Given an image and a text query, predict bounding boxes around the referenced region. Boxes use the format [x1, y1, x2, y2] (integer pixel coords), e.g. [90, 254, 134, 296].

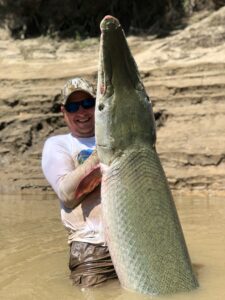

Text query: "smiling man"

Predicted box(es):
[42, 77, 117, 287]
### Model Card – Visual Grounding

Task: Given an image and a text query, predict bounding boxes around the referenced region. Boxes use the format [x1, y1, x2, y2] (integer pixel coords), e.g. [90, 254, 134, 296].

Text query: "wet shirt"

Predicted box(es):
[42, 134, 104, 245]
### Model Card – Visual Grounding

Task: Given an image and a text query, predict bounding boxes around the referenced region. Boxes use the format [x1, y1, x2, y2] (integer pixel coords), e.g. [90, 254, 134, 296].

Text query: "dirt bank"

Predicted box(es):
[0, 8, 225, 195]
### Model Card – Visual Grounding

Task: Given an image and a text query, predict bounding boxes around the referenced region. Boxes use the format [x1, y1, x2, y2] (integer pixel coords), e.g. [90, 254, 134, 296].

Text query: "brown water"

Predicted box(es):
[0, 193, 224, 300]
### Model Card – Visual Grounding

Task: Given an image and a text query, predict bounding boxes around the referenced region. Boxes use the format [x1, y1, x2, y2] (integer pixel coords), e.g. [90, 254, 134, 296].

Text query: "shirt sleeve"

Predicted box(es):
[41, 136, 74, 198]
[41, 136, 100, 209]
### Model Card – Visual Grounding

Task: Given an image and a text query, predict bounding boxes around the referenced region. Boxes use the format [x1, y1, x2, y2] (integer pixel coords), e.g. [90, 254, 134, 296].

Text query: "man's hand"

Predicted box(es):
[74, 150, 102, 200]
[58, 149, 102, 209]
[75, 165, 101, 199]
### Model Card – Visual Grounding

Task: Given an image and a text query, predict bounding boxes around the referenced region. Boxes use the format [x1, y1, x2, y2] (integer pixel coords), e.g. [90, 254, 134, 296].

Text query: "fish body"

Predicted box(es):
[95, 15, 198, 295]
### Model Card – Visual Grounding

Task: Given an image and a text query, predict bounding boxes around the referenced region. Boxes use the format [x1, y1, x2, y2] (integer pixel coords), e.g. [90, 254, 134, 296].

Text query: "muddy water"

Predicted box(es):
[0, 193, 224, 300]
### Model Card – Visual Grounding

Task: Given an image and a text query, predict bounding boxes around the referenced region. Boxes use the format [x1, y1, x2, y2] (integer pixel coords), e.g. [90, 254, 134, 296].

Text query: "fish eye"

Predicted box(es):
[98, 103, 105, 111]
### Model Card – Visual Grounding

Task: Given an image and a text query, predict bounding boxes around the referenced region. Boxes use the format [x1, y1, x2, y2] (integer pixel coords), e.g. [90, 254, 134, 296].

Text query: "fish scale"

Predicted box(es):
[95, 15, 198, 295]
[101, 147, 198, 295]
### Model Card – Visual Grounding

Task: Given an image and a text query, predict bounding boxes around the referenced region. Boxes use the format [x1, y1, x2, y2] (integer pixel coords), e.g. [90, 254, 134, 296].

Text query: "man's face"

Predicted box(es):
[61, 91, 95, 138]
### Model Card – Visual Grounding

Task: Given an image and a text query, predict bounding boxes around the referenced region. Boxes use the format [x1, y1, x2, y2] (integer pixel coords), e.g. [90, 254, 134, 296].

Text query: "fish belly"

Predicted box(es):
[101, 146, 198, 295]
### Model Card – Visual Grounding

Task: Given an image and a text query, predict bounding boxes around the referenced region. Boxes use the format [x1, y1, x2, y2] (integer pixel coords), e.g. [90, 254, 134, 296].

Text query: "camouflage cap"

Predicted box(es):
[61, 77, 96, 105]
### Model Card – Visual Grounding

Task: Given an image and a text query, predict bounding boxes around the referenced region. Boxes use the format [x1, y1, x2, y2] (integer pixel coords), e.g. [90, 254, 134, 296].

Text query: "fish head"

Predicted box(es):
[95, 15, 156, 165]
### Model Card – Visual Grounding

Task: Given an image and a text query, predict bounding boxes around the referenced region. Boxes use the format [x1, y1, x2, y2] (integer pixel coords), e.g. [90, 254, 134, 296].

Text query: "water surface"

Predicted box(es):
[0, 193, 224, 300]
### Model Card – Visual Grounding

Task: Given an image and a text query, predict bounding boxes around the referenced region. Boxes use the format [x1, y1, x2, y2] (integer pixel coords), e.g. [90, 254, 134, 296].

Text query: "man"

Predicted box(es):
[42, 77, 117, 287]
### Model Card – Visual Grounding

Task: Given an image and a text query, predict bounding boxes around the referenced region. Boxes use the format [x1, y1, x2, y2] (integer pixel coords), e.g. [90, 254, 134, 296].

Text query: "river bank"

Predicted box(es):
[0, 8, 225, 195]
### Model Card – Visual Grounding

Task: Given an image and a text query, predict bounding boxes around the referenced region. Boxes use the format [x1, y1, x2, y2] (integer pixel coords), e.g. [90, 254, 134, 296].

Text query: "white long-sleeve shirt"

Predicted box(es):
[42, 133, 105, 245]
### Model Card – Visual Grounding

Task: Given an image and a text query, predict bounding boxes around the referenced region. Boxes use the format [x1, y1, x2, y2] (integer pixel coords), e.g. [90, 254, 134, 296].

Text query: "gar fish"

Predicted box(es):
[95, 15, 198, 295]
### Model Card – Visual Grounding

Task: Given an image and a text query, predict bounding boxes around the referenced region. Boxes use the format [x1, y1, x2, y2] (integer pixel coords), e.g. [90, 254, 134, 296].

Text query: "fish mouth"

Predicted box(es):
[100, 15, 121, 31]
[95, 15, 156, 164]
[97, 15, 144, 99]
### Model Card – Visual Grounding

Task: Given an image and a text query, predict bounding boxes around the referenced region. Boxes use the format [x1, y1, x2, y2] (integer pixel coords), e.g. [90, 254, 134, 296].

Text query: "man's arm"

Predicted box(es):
[58, 151, 101, 209]
[42, 137, 101, 210]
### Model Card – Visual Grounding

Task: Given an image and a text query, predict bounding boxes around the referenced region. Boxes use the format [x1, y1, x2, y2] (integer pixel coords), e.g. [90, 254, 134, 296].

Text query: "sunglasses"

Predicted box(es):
[64, 98, 96, 113]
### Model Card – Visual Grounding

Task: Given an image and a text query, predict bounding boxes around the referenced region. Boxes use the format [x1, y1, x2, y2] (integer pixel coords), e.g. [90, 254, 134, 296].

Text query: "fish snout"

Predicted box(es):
[100, 15, 120, 31]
